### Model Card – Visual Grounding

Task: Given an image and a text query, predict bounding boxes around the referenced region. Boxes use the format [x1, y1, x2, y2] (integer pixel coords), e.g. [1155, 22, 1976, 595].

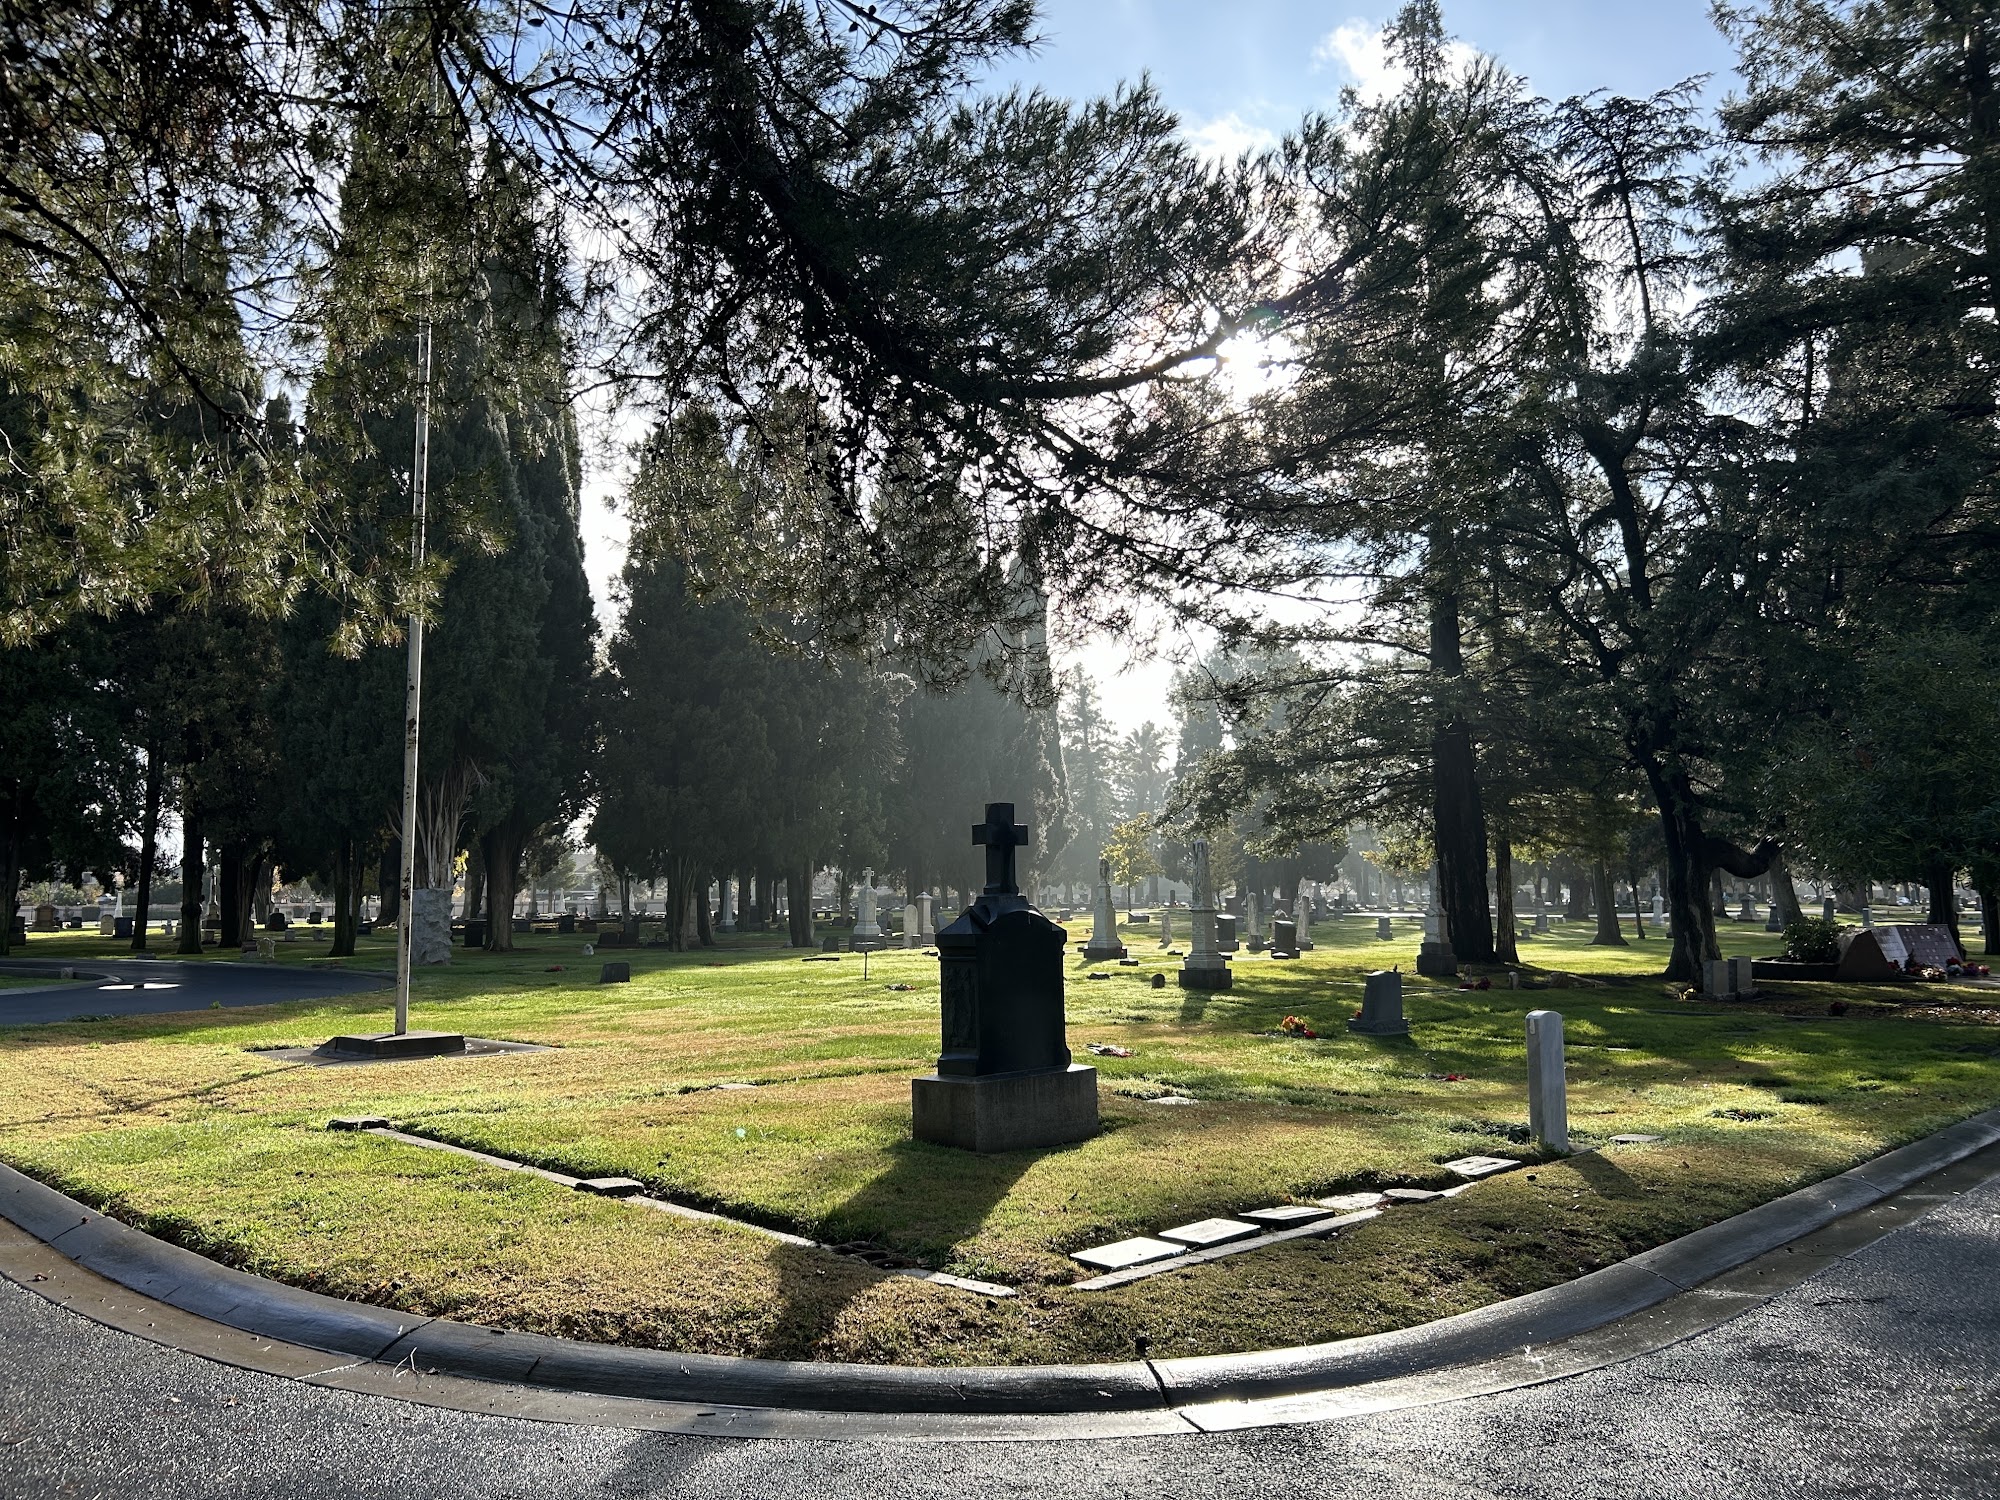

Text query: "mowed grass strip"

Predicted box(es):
[2, 915, 1997, 1365]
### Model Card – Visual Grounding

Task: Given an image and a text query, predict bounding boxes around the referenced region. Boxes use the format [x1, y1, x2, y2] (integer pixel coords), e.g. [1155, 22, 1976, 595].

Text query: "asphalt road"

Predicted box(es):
[0, 958, 388, 1024]
[0, 1166, 1995, 1498]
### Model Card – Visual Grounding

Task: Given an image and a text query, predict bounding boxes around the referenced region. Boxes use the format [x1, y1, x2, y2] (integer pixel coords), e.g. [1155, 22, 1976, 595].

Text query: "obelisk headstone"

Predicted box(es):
[1416, 871, 1458, 977]
[1245, 891, 1266, 952]
[1084, 857, 1127, 961]
[1177, 840, 1233, 992]
[851, 870, 883, 952]
[1294, 890, 1315, 950]
[912, 803, 1098, 1153]
[918, 889, 936, 945]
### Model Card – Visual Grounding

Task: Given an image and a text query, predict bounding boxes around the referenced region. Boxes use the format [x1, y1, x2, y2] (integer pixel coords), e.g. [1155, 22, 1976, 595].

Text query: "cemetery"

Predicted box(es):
[4, 890, 1997, 1368]
[6, 6, 2000, 1488]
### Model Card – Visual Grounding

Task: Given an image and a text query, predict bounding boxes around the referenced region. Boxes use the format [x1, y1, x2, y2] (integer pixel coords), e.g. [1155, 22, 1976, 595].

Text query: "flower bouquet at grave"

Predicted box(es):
[1278, 1014, 1319, 1039]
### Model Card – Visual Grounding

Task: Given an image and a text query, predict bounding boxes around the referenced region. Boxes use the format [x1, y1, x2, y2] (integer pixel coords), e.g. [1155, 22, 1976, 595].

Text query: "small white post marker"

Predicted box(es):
[1526, 1009, 1569, 1154]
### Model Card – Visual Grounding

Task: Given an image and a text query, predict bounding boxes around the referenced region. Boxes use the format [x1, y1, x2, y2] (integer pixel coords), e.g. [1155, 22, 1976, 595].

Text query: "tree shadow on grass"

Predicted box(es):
[1568, 1149, 1646, 1199]
[750, 1130, 1041, 1360]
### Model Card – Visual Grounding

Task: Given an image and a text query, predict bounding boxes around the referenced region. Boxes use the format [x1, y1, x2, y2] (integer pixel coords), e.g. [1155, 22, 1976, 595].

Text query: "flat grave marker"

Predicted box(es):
[1070, 1236, 1185, 1272]
[1158, 1217, 1259, 1248]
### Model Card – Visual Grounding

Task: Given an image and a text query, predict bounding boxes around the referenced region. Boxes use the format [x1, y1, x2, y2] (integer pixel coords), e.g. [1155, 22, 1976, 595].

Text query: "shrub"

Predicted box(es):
[1783, 915, 1841, 964]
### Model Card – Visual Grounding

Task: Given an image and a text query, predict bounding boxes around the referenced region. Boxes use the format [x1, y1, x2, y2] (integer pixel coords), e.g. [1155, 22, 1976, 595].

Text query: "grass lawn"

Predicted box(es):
[1, 913, 1996, 1366]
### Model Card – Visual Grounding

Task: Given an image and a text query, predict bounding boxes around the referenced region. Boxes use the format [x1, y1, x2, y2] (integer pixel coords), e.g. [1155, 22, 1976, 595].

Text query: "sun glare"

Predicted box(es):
[1212, 327, 1296, 405]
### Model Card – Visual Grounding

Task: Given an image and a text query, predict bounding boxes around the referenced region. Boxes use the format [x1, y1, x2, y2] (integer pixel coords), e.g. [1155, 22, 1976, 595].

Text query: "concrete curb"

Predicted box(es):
[3, 1104, 1998, 1418]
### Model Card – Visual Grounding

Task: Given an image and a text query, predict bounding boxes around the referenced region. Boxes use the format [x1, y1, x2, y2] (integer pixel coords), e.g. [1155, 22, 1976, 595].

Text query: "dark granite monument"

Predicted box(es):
[912, 803, 1099, 1153]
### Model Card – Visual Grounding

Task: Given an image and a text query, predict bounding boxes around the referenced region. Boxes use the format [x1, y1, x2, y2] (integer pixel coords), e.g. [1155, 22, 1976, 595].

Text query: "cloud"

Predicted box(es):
[1181, 112, 1280, 163]
[1312, 16, 1481, 104]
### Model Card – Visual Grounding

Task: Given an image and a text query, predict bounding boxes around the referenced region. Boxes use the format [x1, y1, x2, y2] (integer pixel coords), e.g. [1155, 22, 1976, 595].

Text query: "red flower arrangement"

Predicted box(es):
[1279, 1014, 1319, 1039]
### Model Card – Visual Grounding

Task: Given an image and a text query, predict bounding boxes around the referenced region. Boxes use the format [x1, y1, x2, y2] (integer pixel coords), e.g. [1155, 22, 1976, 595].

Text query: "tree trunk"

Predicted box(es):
[463, 847, 483, 924]
[1644, 762, 1715, 982]
[1590, 860, 1627, 946]
[1427, 539, 1494, 963]
[1981, 884, 1999, 956]
[481, 824, 525, 952]
[1926, 857, 1960, 940]
[1709, 869, 1729, 918]
[240, 850, 268, 941]
[1560, 859, 1590, 919]
[0, 777, 17, 958]
[1768, 847, 1804, 927]
[131, 743, 163, 952]
[1494, 831, 1519, 964]
[177, 776, 204, 954]
[696, 875, 714, 947]
[328, 835, 358, 958]
[219, 842, 243, 948]
[378, 838, 402, 927]
[788, 864, 816, 947]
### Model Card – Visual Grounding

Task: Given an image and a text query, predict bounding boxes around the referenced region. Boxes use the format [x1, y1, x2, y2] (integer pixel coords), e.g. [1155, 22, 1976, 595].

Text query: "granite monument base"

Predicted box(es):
[912, 1064, 1099, 1153]
[1415, 940, 1458, 977]
[1176, 963, 1233, 992]
[323, 1030, 466, 1060]
[1082, 941, 1128, 961]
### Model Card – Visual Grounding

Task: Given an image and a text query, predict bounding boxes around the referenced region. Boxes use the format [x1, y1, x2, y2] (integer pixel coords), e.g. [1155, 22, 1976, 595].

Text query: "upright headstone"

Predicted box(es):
[1245, 891, 1264, 951]
[1822, 896, 1837, 922]
[1416, 873, 1458, 978]
[1526, 1010, 1569, 1153]
[902, 903, 920, 949]
[412, 888, 453, 966]
[1728, 955, 1757, 996]
[1084, 857, 1127, 961]
[718, 879, 737, 934]
[1158, 904, 1174, 947]
[1765, 900, 1785, 933]
[1216, 913, 1240, 953]
[1651, 892, 1665, 932]
[1270, 917, 1299, 959]
[852, 871, 883, 952]
[1737, 891, 1758, 922]
[912, 803, 1097, 1152]
[918, 890, 936, 946]
[1177, 839, 1233, 992]
[1860, 904, 1874, 930]
[1702, 957, 1736, 999]
[1376, 915, 1393, 940]
[1294, 890, 1315, 951]
[1349, 970, 1408, 1035]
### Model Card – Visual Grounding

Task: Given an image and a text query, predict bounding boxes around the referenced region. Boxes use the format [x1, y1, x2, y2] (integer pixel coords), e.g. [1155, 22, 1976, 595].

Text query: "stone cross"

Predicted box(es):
[973, 804, 1029, 894]
[1526, 1010, 1569, 1153]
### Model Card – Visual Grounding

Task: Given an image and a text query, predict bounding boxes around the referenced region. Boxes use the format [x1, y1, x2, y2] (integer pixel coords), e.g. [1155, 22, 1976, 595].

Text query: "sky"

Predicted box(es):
[574, 1, 1740, 734]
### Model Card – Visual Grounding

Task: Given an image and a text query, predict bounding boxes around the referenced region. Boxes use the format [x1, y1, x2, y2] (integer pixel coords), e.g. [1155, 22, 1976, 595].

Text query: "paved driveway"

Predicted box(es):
[0, 1151, 1995, 1497]
[0, 959, 389, 1025]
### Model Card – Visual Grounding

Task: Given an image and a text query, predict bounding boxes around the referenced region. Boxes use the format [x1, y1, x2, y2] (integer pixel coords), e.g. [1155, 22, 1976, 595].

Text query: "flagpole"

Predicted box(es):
[394, 315, 433, 1036]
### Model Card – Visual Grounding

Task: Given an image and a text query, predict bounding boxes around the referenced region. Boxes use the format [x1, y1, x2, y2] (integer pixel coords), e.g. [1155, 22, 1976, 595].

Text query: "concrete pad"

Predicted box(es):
[1441, 1155, 1521, 1179]
[1315, 1191, 1388, 1212]
[1069, 1236, 1186, 1272]
[1159, 1218, 1260, 1248]
[1383, 1188, 1443, 1203]
[1241, 1205, 1339, 1226]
